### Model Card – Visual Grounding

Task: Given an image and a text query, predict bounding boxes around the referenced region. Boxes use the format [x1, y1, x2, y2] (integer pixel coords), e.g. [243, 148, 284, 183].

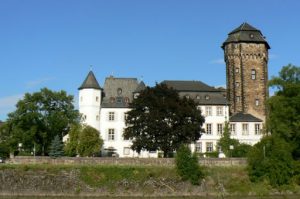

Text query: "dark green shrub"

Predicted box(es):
[248, 135, 294, 186]
[232, 143, 252, 157]
[175, 145, 204, 185]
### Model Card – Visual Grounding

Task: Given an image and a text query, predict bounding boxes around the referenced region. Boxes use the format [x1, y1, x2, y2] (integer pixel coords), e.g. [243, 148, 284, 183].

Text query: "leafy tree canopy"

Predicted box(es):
[247, 135, 294, 186]
[267, 64, 300, 158]
[65, 124, 103, 157]
[2, 88, 80, 155]
[124, 83, 205, 157]
[77, 125, 103, 157]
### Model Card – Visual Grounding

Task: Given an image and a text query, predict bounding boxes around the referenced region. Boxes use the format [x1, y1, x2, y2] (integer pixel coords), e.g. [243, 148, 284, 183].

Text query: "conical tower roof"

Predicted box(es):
[222, 22, 270, 49]
[78, 71, 101, 90]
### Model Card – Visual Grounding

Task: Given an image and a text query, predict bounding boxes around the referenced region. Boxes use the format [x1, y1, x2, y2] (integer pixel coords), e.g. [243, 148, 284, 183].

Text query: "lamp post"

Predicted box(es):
[18, 143, 22, 152]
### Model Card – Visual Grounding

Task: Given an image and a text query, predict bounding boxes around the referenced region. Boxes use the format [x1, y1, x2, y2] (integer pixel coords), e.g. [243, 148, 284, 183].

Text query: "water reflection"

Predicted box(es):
[1, 196, 300, 199]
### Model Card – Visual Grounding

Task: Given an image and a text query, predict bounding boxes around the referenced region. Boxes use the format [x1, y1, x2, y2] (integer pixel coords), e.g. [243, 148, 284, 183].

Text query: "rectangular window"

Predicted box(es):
[255, 124, 261, 135]
[206, 142, 213, 152]
[123, 147, 130, 155]
[205, 106, 212, 116]
[108, 112, 115, 121]
[230, 124, 236, 135]
[96, 96, 99, 102]
[217, 123, 223, 135]
[251, 69, 256, 80]
[216, 106, 223, 116]
[236, 96, 241, 102]
[206, 124, 212, 135]
[235, 67, 240, 73]
[235, 82, 240, 87]
[108, 129, 115, 141]
[195, 142, 202, 153]
[242, 124, 249, 135]
[255, 99, 259, 106]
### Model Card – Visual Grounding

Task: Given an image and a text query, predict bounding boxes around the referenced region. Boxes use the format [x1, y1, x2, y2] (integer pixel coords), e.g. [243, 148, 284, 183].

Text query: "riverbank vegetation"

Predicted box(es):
[1, 164, 300, 197]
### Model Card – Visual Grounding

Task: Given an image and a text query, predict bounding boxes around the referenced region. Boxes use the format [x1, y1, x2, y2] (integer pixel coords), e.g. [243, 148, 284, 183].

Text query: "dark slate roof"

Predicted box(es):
[101, 76, 140, 108]
[162, 80, 228, 105]
[78, 71, 101, 90]
[222, 22, 270, 49]
[230, 112, 262, 122]
[162, 80, 217, 92]
[134, 81, 146, 93]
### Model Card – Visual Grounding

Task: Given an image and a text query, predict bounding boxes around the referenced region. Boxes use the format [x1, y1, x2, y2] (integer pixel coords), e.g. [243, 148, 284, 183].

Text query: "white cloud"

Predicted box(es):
[25, 77, 54, 88]
[210, 59, 225, 65]
[0, 94, 23, 120]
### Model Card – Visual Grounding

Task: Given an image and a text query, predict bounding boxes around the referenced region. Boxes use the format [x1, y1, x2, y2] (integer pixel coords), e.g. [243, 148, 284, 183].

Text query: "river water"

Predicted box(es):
[0, 196, 300, 199]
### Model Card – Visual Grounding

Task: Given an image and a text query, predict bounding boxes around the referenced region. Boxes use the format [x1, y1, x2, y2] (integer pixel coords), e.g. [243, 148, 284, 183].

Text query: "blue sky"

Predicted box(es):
[1, 0, 300, 121]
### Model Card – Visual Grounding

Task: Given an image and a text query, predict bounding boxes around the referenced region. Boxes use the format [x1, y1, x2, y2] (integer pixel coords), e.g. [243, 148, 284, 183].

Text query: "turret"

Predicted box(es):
[222, 22, 270, 121]
[78, 71, 102, 131]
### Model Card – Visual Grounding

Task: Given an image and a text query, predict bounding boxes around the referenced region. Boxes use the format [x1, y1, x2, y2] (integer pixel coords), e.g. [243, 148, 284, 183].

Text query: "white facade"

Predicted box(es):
[78, 73, 263, 158]
[79, 88, 101, 130]
[191, 105, 263, 154]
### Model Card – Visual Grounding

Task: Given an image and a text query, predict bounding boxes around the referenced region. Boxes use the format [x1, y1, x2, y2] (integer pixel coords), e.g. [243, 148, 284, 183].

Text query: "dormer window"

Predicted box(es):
[205, 95, 210, 100]
[185, 95, 190, 99]
[196, 95, 200, 100]
[117, 88, 122, 96]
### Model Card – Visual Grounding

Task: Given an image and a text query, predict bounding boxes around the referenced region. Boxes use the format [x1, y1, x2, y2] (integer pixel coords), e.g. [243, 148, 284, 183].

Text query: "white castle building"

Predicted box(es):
[78, 22, 269, 157]
[78, 72, 263, 158]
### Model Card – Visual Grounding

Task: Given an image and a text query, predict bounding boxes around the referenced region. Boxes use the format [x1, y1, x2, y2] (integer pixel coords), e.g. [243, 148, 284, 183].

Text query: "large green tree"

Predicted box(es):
[124, 83, 205, 157]
[64, 124, 103, 157]
[2, 88, 80, 155]
[267, 64, 300, 158]
[247, 64, 300, 187]
[77, 125, 103, 157]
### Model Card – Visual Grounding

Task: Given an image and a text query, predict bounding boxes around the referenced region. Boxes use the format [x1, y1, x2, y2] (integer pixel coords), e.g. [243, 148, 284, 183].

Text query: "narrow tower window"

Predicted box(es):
[96, 96, 99, 102]
[255, 99, 259, 106]
[251, 69, 256, 80]
[235, 67, 240, 73]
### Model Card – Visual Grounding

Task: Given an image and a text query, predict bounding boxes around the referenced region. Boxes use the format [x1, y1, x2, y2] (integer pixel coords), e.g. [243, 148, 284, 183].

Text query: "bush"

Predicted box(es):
[0, 143, 10, 158]
[247, 135, 294, 187]
[175, 145, 204, 185]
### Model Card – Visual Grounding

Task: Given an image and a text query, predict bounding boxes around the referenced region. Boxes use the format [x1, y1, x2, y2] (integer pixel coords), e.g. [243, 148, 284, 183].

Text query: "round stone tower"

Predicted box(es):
[222, 22, 270, 121]
[78, 71, 102, 131]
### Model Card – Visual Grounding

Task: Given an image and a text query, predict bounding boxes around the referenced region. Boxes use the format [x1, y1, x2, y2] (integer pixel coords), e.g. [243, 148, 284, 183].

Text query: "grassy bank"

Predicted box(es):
[1, 164, 300, 197]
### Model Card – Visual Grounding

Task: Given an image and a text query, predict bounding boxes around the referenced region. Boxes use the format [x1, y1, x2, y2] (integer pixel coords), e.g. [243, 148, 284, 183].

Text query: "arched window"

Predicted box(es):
[251, 69, 256, 80]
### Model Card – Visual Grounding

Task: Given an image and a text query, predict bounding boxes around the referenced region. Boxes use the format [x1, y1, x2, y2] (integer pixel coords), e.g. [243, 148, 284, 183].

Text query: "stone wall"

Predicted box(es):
[224, 42, 268, 121]
[8, 156, 247, 167]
